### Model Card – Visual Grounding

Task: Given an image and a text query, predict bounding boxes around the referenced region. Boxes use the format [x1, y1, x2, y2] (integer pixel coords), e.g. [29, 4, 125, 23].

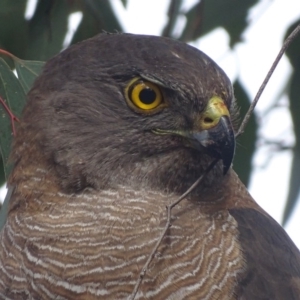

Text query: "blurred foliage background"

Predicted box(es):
[0, 0, 299, 226]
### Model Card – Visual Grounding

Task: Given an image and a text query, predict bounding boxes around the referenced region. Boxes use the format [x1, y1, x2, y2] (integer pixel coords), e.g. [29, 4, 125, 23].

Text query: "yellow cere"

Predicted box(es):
[200, 96, 230, 130]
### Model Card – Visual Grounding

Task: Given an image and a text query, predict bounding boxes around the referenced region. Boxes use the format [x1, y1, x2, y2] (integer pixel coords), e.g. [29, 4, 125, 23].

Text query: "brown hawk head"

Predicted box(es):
[13, 33, 236, 195]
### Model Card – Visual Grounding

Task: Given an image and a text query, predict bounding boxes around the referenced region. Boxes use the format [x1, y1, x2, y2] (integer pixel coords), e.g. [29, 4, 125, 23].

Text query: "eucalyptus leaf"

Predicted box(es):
[233, 80, 257, 186]
[180, 0, 259, 47]
[283, 20, 300, 224]
[15, 59, 45, 94]
[0, 58, 26, 179]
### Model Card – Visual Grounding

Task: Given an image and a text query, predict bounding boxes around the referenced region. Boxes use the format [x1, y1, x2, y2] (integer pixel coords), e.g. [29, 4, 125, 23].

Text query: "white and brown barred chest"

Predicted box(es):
[0, 185, 245, 300]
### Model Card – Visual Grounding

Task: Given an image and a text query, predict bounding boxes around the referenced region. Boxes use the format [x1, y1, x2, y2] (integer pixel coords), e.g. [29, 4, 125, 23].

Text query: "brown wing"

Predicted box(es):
[230, 208, 300, 300]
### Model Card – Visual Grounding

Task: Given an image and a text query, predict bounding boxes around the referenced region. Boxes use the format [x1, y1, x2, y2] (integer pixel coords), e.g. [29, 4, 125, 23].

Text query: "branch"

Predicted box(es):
[130, 158, 219, 300]
[0, 95, 19, 136]
[0, 49, 17, 61]
[236, 24, 300, 138]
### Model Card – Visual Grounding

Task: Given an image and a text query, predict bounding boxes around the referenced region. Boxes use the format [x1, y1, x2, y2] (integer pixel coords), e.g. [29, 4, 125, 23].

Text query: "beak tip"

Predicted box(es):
[192, 115, 235, 175]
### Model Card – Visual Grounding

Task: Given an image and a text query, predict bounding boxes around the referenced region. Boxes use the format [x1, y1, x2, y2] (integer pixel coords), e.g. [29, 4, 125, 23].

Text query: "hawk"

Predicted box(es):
[0, 33, 299, 299]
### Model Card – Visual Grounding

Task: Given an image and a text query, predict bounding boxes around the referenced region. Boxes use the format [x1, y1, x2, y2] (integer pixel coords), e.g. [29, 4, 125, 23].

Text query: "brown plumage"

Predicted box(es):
[0, 33, 299, 299]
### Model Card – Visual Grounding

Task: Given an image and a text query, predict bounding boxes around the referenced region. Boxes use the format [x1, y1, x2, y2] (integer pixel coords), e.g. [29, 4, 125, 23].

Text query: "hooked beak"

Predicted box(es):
[152, 96, 235, 174]
[189, 96, 235, 174]
[190, 115, 235, 174]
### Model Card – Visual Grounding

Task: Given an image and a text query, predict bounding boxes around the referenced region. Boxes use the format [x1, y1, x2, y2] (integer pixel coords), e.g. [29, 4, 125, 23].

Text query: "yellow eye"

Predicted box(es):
[126, 78, 163, 111]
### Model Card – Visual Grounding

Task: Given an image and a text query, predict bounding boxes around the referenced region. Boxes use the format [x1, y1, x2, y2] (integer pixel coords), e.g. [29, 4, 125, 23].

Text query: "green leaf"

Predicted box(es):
[178, 1, 203, 42]
[180, 0, 259, 47]
[233, 80, 257, 186]
[0, 54, 42, 226]
[120, 0, 128, 8]
[71, 0, 123, 45]
[0, 187, 12, 230]
[25, 0, 70, 60]
[284, 153, 300, 225]
[162, 0, 183, 38]
[283, 20, 300, 224]
[15, 59, 45, 94]
[0, 0, 28, 59]
[0, 156, 4, 187]
[0, 58, 26, 179]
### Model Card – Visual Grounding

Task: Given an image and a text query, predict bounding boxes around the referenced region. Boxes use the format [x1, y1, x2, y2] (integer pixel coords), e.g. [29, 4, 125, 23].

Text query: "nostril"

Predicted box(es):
[204, 117, 214, 124]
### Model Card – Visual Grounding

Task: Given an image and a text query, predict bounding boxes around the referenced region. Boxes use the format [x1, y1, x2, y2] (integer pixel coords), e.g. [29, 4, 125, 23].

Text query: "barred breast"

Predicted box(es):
[0, 170, 245, 300]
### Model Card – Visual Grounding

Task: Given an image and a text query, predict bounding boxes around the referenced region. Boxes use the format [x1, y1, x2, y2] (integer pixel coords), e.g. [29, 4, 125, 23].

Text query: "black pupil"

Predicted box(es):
[139, 88, 156, 105]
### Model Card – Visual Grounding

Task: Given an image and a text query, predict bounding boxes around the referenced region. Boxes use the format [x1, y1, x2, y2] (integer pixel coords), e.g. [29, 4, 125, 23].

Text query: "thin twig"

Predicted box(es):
[0, 49, 20, 136]
[130, 158, 219, 300]
[0, 49, 16, 60]
[0, 95, 19, 136]
[236, 24, 300, 138]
